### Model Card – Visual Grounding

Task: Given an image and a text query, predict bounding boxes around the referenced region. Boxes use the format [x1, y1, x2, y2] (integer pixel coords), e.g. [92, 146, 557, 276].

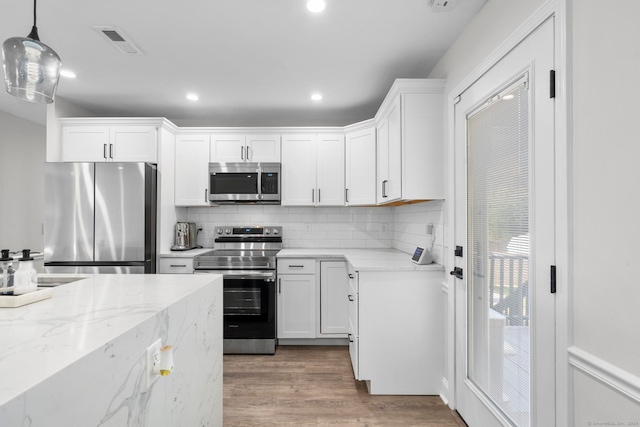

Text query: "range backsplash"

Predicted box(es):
[185, 200, 444, 264]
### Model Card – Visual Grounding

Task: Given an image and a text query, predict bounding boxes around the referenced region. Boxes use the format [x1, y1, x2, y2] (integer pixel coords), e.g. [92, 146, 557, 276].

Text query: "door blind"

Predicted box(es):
[467, 81, 531, 426]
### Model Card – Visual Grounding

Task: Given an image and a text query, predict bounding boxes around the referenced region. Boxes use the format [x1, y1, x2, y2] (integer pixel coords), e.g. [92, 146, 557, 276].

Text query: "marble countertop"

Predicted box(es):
[0, 273, 221, 406]
[277, 248, 444, 272]
[159, 248, 211, 258]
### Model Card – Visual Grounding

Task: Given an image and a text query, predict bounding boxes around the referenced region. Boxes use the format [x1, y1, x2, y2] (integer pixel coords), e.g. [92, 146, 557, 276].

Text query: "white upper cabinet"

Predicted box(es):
[61, 125, 157, 163]
[246, 134, 281, 162]
[281, 135, 317, 205]
[281, 134, 345, 206]
[345, 126, 376, 206]
[175, 134, 211, 206]
[316, 135, 345, 206]
[210, 134, 281, 163]
[375, 79, 445, 204]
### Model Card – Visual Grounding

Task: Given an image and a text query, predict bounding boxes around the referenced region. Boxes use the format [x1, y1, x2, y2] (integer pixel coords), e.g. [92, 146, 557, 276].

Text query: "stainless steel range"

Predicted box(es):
[193, 226, 282, 355]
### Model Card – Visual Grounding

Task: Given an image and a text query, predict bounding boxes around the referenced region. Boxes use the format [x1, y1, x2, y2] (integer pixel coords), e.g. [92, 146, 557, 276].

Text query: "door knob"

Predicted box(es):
[449, 267, 463, 280]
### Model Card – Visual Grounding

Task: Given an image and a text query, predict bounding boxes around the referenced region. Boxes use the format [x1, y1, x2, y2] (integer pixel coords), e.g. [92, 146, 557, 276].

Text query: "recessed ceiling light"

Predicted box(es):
[307, 0, 326, 13]
[60, 69, 76, 79]
[311, 93, 323, 101]
[187, 93, 199, 101]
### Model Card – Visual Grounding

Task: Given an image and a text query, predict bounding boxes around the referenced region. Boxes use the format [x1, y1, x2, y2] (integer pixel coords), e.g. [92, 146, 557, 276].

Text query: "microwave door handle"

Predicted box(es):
[257, 166, 263, 200]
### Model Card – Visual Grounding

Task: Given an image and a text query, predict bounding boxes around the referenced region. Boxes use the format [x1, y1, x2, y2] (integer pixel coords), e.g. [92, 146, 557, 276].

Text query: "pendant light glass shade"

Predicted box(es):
[2, 0, 62, 104]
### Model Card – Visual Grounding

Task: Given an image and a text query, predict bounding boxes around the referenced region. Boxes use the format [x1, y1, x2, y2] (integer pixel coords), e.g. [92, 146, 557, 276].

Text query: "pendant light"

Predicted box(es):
[2, 0, 62, 104]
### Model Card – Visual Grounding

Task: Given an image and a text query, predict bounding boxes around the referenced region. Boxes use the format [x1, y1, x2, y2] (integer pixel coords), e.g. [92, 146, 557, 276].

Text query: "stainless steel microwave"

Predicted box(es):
[208, 162, 281, 204]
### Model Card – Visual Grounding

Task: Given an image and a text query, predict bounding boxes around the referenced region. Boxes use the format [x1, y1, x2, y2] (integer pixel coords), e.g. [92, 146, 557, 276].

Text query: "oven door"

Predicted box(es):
[220, 270, 276, 340]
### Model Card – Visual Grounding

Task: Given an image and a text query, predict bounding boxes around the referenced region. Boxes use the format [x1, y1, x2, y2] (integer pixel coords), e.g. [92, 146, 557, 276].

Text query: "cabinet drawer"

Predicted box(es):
[159, 257, 194, 274]
[277, 258, 316, 274]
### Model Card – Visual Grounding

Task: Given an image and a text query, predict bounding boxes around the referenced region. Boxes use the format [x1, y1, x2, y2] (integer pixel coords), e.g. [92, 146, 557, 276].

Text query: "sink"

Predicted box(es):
[37, 276, 86, 287]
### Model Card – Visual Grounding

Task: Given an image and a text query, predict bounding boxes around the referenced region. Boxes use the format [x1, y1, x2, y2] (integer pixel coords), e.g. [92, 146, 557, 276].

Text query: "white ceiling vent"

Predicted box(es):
[430, 0, 459, 13]
[93, 26, 144, 55]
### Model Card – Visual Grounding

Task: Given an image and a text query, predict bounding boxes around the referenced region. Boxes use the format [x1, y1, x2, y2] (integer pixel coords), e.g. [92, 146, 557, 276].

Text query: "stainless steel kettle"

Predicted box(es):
[171, 222, 197, 251]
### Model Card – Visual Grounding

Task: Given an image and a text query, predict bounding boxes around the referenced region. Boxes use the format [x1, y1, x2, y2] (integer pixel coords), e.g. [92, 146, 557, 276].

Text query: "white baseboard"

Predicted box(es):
[440, 377, 450, 407]
[568, 346, 640, 404]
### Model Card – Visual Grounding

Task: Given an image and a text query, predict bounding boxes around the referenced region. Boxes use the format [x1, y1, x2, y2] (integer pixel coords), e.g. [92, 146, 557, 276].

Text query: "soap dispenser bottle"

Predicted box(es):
[13, 249, 38, 295]
[0, 249, 15, 294]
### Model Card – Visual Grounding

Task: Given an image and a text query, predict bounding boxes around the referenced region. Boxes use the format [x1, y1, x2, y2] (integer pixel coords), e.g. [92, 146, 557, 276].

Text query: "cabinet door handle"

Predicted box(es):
[348, 274, 354, 279]
[103, 144, 108, 159]
[204, 189, 208, 203]
[245, 145, 250, 161]
[278, 278, 281, 294]
[318, 189, 321, 204]
[311, 189, 315, 203]
[348, 333, 354, 343]
[241, 146, 245, 161]
[382, 180, 388, 198]
[348, 295, 354, 301]
[109, 144, 113, 159]
[345, 188, 349, 203]
[170, 264, 187, 268]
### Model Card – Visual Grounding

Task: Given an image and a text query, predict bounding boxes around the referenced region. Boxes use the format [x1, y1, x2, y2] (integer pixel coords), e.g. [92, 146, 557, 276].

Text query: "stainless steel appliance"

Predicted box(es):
[44, 162, 157, 274]
[171, 222, 197, 251]
[208, 162, 280, 204]
[194, 226, 282, 354]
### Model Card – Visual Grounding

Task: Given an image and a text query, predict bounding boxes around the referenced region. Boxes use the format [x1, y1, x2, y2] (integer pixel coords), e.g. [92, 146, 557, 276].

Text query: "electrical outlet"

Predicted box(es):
[303, 223, 312, 235]
[145, 339, 162, 391]
[380, 223, 389, 236]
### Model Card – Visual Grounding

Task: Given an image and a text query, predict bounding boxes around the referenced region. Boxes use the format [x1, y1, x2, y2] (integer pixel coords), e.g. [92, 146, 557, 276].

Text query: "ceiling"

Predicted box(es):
[0, 0, 486, 127]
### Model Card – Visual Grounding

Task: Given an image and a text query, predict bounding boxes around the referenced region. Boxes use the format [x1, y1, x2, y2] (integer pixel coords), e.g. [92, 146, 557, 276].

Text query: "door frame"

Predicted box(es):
[444, 1, 571, 426]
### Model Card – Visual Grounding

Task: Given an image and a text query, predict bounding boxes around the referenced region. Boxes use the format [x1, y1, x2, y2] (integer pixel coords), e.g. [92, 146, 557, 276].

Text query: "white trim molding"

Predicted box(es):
[440, 377, 450, 406]
[568, 346, 640, 404]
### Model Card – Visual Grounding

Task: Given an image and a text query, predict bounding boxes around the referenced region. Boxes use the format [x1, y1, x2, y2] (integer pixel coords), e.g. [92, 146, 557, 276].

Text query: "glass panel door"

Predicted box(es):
[467, 81, 530, 426]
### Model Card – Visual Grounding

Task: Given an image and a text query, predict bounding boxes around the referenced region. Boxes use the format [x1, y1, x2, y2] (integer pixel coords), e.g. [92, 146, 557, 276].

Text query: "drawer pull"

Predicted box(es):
[348, 295, 354, 301]
[348, 333, 354, 343]
[170, 264, 187, 268]
[288, 265, 305, 269]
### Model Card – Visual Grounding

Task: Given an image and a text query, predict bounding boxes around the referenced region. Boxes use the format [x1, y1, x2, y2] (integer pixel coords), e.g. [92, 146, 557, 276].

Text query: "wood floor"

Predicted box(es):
[224, 346, 467, 426]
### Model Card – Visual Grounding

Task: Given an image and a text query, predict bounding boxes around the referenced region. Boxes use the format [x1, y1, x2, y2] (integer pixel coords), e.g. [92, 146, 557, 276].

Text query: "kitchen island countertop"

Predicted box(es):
[0, 273, 223, 415]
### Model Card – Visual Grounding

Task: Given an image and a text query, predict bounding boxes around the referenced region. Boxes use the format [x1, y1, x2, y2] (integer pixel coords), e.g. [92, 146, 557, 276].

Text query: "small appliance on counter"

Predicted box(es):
[171, 222, 198, 251]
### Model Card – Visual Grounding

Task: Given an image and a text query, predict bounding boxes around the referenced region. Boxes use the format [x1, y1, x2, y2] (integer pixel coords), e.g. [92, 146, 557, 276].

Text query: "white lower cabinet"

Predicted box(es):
[319, 261, 348, 335]
[349, 266, 444, 395]
[277, 259, 316, 339]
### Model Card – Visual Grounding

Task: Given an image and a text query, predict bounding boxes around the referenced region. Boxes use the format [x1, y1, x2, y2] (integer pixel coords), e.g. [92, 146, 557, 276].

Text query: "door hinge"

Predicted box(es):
[550, 265, 557, 293]
[550, 70, 556, 99]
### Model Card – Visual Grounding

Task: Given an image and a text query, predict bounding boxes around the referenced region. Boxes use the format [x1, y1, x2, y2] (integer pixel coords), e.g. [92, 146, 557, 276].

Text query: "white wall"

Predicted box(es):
[0, 111, 46, 253]
[570, 0, 640, 424]
[392, 200, 444, 264]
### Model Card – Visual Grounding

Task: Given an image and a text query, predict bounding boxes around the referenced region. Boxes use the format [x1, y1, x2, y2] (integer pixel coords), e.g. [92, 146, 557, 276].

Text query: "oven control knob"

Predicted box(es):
[217, 228, 223, 235]
[225, 228, 231, 235]
[273, 228, 280, 235]
[265, 228, 271, 235]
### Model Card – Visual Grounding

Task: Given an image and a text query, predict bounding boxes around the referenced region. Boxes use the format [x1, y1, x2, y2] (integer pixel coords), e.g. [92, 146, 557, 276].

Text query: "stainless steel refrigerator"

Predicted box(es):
[44, 162, 157, 274]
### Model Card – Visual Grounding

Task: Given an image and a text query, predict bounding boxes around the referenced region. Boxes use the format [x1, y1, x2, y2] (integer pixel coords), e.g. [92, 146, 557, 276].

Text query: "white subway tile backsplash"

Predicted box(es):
[185, 201, 444, 260]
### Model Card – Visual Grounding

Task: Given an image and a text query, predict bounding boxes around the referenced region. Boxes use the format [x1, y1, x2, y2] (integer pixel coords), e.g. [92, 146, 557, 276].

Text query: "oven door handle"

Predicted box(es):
[199, 270, 276, 280]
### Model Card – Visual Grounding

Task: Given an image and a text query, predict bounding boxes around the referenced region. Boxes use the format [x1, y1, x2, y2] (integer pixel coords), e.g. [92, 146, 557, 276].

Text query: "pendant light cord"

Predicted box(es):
[27, 0, 40, 41]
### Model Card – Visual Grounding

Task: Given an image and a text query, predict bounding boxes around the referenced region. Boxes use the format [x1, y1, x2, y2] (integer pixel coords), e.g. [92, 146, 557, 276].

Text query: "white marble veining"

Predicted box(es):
[277, 248, 445, 271]
[0, 273, 223, 426]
